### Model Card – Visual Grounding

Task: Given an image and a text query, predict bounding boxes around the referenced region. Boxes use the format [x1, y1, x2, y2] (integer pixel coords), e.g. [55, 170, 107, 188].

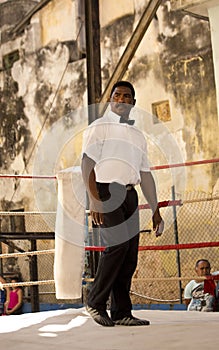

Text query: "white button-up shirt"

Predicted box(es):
[82, 110, 150, 185]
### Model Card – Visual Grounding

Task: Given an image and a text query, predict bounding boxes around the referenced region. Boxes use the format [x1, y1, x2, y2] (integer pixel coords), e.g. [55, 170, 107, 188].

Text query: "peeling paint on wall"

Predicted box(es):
[101, 14, 135, 85]
[0, 75, 31, 169]
[132, 2, 218, 191]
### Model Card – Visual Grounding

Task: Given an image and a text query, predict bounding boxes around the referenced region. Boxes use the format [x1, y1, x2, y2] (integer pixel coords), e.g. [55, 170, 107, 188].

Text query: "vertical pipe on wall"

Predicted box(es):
[84, 0, 102, 124]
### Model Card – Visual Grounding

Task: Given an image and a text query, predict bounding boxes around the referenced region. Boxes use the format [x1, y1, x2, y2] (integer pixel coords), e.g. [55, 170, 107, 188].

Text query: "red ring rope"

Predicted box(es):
[85, 241, 219, 252]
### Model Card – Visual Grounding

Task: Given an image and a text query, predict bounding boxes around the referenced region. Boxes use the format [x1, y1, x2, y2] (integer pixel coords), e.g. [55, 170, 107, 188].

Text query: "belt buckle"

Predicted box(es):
[126, 184, 133, 191]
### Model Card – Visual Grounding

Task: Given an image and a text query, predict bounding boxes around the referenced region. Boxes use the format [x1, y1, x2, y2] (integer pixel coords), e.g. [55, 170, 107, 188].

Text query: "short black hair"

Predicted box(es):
[110, 81, 135, 99]
[11, 276, 19, 282]
[195, 259, 211, 268]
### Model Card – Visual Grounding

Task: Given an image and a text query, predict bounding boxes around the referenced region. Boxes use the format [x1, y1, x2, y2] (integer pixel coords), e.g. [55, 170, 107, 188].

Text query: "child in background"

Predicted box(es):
[5, 277, 23, 315]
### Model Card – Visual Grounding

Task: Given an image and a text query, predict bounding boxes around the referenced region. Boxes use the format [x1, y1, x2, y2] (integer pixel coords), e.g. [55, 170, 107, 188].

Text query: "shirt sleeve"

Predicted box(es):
[184, 280, 197, 299]
[82, 122, 104, 163]
[184, 282, 192, 299]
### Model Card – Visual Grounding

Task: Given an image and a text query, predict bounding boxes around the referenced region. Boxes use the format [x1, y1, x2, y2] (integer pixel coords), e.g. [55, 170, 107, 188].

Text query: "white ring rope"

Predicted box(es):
[0, 194, 218, 217]
[0, 249, 55, 259]
[183, 196, 219, 204]
[0, 250, 210, 282]
[130, 290, 180, 303]
[0, 280, 55, 289]
[0, 211, 56, 215]
[0, 280, 181, 303]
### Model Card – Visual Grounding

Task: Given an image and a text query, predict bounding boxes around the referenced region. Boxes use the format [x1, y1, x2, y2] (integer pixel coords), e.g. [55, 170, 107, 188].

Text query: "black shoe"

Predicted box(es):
[86, 305, 115, 327]
[114, 316, 150, 326]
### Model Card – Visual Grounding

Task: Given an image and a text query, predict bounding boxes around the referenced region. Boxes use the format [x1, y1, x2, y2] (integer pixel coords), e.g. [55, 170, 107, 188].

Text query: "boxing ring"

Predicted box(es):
[0, 158, 218, 301]
[0, 158, 219, 349]
[0, 307, 219, 349]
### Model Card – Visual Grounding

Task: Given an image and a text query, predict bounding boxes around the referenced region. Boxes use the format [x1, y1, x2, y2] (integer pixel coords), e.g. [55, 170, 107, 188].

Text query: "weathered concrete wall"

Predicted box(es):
[0, 0, 218, 208]
[38, 0, 77, 46]
[99, 0, 134, 27]
[100, 0, 218, 196]
[0, 0, 87, 214]
[153, 3, 218, 192]
[0, 0, 38, 45]
[0, 0, 38, 27]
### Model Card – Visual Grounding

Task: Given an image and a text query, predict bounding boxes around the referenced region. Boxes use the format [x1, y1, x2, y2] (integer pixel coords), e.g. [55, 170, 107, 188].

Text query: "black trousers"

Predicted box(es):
[88, 182, 139, 321]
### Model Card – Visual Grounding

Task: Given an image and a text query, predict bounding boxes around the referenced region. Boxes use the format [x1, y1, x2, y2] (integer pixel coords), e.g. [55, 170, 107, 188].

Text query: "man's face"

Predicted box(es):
[110, 86, 135, 119]
[195, 261, 211, 276]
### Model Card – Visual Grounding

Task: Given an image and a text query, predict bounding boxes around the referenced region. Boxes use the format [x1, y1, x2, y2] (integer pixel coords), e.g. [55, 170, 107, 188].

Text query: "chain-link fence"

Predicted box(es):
[0, 188, 218, 309]
[132, 189, 219, 305]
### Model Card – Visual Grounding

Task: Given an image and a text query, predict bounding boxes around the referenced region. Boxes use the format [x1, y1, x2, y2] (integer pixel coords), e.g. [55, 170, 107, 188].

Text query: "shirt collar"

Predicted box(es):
[106, 110, 121, 122]
[106, 110, 135, 124]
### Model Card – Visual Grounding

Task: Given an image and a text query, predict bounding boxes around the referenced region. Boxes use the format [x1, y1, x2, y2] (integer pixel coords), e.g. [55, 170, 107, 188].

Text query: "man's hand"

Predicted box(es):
[89, 199, 104, 226]
[90, 211, 104, 226]
[152, 208, 164, 237]
[140, 171, 164, 237]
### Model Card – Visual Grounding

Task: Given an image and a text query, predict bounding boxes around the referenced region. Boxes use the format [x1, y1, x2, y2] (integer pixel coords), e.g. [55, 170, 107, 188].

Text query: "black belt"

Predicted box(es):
[97, 182, 135, 191]
[126, 184, 135, 191]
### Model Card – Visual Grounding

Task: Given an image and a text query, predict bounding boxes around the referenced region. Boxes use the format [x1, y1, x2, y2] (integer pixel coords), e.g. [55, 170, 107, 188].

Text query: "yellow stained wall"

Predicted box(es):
[38, 0, 77, 46]
[99, 0, 134, 27]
